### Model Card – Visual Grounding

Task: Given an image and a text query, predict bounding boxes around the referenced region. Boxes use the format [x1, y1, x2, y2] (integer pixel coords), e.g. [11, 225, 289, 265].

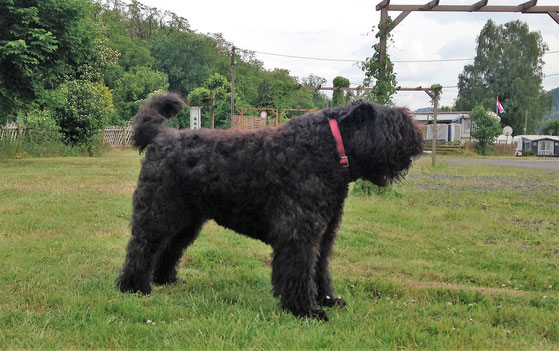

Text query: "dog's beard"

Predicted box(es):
[366, 157, 413, 187]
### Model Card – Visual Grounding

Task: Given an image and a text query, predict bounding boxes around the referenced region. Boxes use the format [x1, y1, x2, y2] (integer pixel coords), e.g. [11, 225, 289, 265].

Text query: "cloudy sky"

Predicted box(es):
[139, 0, 559, 110]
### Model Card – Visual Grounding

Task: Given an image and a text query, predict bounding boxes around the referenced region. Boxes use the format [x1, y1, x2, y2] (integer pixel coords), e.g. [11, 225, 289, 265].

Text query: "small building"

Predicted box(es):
[512, 135, 559, 157]
[413, 112, 471, 144]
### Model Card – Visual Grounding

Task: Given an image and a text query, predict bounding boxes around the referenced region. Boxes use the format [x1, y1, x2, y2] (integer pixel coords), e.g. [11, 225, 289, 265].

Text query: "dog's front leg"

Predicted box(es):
[316, 208, 346, 308]
[270, 218, 328, 321]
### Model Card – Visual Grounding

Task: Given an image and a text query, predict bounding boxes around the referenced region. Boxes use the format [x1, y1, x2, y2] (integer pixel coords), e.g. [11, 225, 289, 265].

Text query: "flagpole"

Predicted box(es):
[496, 97, 498, 115]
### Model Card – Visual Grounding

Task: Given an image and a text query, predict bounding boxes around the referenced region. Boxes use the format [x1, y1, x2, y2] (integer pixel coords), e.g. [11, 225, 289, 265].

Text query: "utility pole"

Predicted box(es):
[231, 46, 236, 123]
[524, 110, 528, 134]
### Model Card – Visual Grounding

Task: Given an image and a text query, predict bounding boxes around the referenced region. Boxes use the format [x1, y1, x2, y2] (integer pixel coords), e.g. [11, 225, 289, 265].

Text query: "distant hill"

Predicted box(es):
[539, 87, 559, 132]
[549, 87, 559, 111]
[415, 107, 433, 113]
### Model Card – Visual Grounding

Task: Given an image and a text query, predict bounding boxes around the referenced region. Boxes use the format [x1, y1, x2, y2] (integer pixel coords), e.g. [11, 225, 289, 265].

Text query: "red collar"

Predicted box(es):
[328, 119, 349, 174]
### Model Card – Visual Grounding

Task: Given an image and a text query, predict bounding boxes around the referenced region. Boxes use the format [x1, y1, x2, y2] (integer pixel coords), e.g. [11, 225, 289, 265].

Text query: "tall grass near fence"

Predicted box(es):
[0, 150, 558, 349]
[464, 141, 516, 156]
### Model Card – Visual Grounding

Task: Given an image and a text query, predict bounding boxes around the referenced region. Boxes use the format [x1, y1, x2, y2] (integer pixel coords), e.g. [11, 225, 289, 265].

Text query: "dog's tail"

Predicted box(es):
[132, 93, 185, 152]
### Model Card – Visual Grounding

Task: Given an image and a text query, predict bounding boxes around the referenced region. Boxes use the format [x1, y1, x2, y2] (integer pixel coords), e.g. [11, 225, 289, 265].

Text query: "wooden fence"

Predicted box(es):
[102, 126, 133, 146]
[0, 123, 134, 147]
[231, 115, 270, 130]
[0, 123, 21, 140]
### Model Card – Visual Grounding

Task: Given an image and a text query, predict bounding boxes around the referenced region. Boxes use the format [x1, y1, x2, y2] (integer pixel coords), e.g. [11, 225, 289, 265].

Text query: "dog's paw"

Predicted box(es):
[318, 295, 347, 308]
[310, 309, 329, 321]
[152, 275, 178, 286]
[291, 308, 329, 322]
[117, 277, 152, 295]
[310, 310, 329, 322]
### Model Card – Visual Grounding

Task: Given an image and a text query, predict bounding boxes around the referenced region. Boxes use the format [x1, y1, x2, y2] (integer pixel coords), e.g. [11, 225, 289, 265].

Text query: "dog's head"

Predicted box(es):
[333, 100, 424, 186]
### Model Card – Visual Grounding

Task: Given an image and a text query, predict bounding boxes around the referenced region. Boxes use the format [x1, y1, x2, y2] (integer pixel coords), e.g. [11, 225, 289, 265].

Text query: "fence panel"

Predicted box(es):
[102, 126, 133, 146]
[0, 123, 21, 140]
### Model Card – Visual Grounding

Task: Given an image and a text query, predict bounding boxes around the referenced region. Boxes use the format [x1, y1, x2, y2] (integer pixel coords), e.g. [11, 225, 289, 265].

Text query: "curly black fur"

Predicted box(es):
[117, 93, 424, 321]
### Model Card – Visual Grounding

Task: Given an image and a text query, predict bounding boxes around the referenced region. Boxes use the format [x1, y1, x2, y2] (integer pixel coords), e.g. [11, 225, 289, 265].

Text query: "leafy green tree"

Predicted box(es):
[204, 73, 229, 128]
[361, 18, 397, 105]
[150, 32, 228, 94]
[0, 0, 100, 123]
[255, 80, 275, 108]
[456, 20, 552, 134]
[112, 66, 169, 124]
[301, 74, 328, 109]
[471, 105, 502, 155]
[53, 80, 114, 154]
[332, 76, 350, 107]
[542, 119, 559, 136]
[188, 73, 230, 129]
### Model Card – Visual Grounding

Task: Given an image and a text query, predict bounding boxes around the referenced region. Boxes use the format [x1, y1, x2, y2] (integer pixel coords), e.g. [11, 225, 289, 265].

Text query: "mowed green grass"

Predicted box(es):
[1, 149, 558, 350]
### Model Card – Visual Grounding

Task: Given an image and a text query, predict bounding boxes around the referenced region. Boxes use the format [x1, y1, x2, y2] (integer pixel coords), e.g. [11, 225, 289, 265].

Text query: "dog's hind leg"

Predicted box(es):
[315, 208, 346, 308]
[117, 224, 162, 295]
[270, 216, 328, 321]
[117, 183, 186, 295]
[152, 220, 204, 286]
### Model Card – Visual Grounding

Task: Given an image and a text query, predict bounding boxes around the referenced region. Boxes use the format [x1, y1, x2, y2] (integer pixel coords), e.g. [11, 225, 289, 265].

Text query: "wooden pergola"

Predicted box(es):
[376, 0, 559, 79]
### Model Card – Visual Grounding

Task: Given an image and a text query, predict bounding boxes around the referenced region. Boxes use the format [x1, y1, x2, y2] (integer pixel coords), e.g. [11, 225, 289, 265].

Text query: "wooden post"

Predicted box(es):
[379, 8, 388, 81]
[524, 110, 528, 134]
[231, 46, 236, 125]
[432, 96, 439, 166]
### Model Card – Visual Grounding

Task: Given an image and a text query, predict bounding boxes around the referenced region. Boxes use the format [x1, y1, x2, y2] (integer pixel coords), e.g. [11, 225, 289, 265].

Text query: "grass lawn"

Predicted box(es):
[1, 149, 558, 350]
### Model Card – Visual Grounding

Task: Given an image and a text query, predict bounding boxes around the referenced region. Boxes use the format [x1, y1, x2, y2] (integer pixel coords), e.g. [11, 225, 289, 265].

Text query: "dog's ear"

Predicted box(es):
[339, 100, 377, 126]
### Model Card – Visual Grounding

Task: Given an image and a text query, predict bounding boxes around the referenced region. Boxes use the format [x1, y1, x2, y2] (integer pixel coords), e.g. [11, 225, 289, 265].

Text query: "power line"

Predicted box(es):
[251, 50, 360, 63]
[249, 49, 559, 64]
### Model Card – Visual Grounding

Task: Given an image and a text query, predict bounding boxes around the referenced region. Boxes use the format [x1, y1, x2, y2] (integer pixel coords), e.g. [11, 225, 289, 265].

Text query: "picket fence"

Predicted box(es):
[0, 123, 134, 147]
[102, 126, 133, 146]
[0, 123, 21, 140]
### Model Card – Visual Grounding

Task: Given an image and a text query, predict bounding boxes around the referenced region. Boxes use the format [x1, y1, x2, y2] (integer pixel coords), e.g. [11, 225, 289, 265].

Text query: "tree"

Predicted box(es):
[455, 20, 552, 134]
[332, 76, 349, 107]
[471, 105, 502, 155]
[188, 73, 230, 129]
[301, 74, 328, 109]
[112, 66, 169, 124]
[204, 73, 230, 129]
[361, 18, 397, 105]
[150, 32, 228, 95]
[0, 0, 100, 123]
[542, 119, 559, 136]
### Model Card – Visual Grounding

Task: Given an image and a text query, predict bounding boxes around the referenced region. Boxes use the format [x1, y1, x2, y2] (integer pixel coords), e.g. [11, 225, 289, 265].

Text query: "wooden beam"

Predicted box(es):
[382, 4, 559, 13]
[379, 8, 388, 80]
[376, 0, 390, 11]
[425, 0, 440, 10]
[299, 87, 374, 92]
[386, 11, 411, 34]
[471, 0, 488, 11]
[549, 11, 559, 25]
[520, 0, 538, 11]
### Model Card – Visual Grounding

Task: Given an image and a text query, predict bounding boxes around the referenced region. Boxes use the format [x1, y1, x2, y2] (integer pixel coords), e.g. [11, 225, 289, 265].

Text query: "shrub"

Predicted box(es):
[0, 110, 87, 159]
[21, 109, 63, 144]
[53, 80, 114, 155]
[471, 105, 502, 155]
[523, 148, 534, 157]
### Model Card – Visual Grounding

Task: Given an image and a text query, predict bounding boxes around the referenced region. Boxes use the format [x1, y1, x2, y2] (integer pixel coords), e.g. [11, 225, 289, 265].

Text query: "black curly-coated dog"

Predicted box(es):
[118, 93, 423, 321]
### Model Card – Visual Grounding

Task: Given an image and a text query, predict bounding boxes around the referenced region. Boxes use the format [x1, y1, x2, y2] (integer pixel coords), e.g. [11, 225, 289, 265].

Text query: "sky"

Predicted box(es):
[139, 0, 559, 111]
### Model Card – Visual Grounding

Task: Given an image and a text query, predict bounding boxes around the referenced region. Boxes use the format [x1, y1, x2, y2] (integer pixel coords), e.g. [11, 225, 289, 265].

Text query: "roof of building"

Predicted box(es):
[513, 135, 559, 142]
[412, 112, 471, 122]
